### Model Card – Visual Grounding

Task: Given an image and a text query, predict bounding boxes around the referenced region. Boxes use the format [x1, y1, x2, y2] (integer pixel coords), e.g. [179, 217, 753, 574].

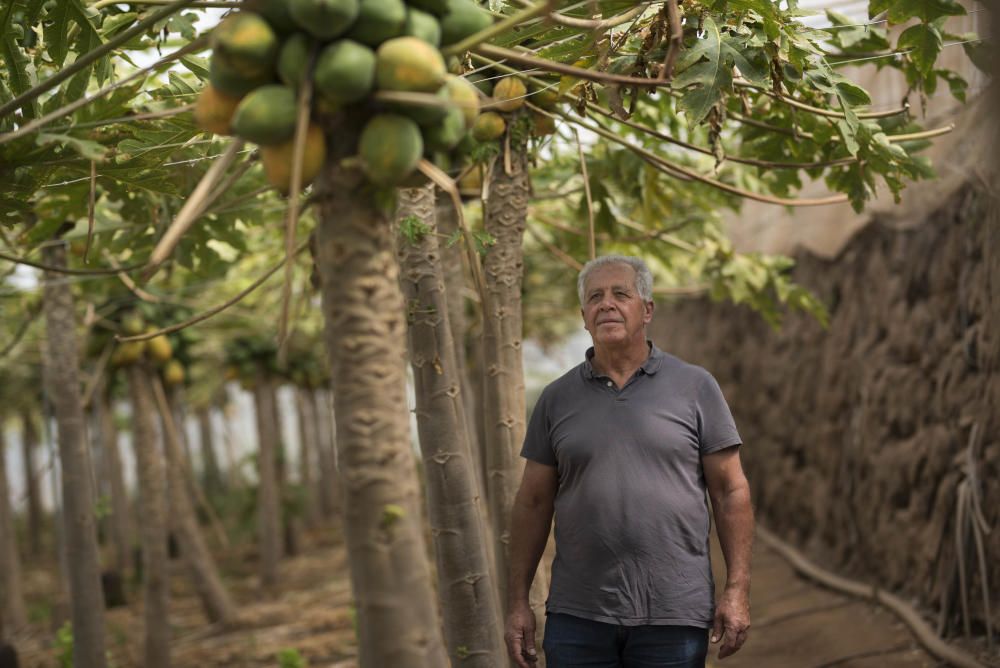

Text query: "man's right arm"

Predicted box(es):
[505, 460, 558, 667]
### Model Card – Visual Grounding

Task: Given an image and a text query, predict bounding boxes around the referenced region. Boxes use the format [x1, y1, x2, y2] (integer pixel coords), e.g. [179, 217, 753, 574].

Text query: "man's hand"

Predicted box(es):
[505, 601, 539, 667]
[711, 586, 750, 659]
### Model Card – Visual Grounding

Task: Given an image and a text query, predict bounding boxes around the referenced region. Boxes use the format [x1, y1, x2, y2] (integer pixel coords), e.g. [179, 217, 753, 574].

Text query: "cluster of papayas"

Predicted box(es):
[109, 311, 186, 386]
[467, 74, 559, 144]
[194, 0, 493, 191]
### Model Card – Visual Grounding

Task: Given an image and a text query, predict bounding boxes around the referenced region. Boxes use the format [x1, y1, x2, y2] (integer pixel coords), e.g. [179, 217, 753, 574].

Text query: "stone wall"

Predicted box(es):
[651, 182, 1000, 639]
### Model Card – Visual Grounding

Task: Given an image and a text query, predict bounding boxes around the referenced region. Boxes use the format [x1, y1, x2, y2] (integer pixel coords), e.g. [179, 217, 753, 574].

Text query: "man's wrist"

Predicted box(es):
[724, 578, 750, 594]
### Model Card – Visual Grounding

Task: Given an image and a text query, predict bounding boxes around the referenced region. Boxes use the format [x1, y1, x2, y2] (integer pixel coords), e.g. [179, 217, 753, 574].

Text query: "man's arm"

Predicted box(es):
[704, 446, 754, 660]
[505, 460, 558, 667]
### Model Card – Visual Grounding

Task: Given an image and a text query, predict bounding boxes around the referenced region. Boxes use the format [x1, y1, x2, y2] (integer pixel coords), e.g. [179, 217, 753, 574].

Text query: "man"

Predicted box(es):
[505, 255, 753, 667]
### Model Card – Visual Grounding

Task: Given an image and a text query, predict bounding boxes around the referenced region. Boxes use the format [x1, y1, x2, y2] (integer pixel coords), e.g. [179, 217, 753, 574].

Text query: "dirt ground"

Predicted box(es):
[10, 523, 985, 667]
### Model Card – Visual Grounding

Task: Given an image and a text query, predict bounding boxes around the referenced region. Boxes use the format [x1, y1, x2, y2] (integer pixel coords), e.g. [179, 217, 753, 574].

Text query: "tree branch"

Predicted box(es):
[119, 238, 310, 342]
[144, 138, 245, 279]
[0, 36, 207, 146]
[0, 0, 199, 120]
[547, 106, 850, 207]
[0, 250, 147, 275]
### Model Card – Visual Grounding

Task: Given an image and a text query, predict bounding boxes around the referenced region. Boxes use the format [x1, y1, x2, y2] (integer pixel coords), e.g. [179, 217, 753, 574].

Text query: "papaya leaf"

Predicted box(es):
[0, 34, 35, 120]
[871, 0, 965, 24]
[898, 23, 943, 76]
[36, 132, 108, 161]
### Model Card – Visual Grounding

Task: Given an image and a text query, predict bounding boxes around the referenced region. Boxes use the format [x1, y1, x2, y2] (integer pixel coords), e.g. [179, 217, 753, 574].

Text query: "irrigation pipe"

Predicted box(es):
[756, 524, 990, 668]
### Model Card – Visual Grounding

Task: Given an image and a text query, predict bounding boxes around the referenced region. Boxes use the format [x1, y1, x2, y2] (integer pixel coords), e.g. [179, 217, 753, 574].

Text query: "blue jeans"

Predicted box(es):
[542, 613, 709, 668]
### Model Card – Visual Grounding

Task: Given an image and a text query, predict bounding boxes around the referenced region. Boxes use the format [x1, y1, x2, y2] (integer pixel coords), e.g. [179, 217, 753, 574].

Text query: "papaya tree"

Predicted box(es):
[0, 416, 29, 633]
[397, 184, 506, 665]
[40, 242, 108, 668]
[0, 2, 980, 667]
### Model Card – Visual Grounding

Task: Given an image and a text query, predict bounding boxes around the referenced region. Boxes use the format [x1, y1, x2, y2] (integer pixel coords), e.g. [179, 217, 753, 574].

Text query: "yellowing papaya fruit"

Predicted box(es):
[194, 84, 242, 135]
[163, 359, 186, 387]
[261, 123, 327, 194]
[211, 12, 278, 79]
[471, 111, 505, 141]
[491, 76, 526, 112]
[444, 74, 480, 127]
[146, 333, 173, 364]
[376, 36, 446, 93]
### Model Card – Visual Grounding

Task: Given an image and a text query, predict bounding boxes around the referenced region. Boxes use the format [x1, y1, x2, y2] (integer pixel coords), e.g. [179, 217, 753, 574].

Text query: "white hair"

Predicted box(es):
[577, 255, 654, 305]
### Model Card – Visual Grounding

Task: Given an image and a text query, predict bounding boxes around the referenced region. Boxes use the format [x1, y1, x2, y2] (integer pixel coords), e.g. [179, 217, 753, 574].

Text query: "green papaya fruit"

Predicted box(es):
[231, 85, 298, 144]
[314, 39, 377, 104]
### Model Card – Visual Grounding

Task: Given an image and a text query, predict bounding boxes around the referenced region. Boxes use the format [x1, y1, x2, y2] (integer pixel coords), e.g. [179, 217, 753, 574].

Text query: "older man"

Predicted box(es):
[505, 255, 753, 667]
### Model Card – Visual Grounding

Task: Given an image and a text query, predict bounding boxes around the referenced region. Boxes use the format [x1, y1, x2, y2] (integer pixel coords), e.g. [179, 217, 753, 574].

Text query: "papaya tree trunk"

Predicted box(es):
[152, 378, 238, 626]
[41, 243, 108, 668]
[0, 425, 29, 631]
[315, 163, 447, 668]
[295, 388, 321, 527]
[481, 142, 550, 642]
[196, 407, 224, 499]
[435, 196, 484, 493]
[252, 371, 282, 590]
[396, 185, 506, 665]
[312, 388, 338, 517]
[126, 363, 171, 668]
[20, 408, 44, 557]
[95, 381, 131, 575]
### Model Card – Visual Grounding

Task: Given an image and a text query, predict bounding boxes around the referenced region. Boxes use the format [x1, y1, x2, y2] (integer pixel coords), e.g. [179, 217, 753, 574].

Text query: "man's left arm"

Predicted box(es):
[704, 446, 754, 660]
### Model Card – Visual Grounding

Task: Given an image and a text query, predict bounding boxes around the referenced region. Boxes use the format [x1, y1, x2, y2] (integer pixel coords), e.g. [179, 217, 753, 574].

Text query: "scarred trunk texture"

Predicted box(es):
[20, 410, 44, 557]
[41, 244, 107, 668]
[253, 373, 283, 590]
[127, 364, 171, 668]
[295, 388, 321, 527]
[315, 164, 447, 668]
[196, 407, 224, 498]
[96, 383, 131, 575]
[154, 379, 238, 625]
[0, 426, 29, 631]
[397, 186, 506, 665]
[482, 147, 548, 622]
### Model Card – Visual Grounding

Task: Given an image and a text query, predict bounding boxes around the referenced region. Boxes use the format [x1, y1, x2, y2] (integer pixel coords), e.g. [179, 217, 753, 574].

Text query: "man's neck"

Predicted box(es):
[591, 338, 650, 382]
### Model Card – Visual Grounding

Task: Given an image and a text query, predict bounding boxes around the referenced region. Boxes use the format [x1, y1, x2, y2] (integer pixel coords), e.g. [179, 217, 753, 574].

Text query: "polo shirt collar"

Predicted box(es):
[583, 341, 664, 379]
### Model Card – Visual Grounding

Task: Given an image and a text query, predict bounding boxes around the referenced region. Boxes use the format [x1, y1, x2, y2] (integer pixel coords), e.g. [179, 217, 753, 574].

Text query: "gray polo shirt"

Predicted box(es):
[521, 343, 741, 628]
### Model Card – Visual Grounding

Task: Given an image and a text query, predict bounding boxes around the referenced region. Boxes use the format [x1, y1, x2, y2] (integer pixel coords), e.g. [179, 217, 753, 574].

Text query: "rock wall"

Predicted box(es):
[650, 182, 1000, 639]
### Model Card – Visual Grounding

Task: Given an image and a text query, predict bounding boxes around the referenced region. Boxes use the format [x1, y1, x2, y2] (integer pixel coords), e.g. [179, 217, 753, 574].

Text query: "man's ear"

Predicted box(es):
[643, 300, 654, 323]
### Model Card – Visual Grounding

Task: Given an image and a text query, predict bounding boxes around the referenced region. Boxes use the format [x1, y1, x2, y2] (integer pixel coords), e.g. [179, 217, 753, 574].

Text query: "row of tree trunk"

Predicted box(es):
[7, 140, 540, 667]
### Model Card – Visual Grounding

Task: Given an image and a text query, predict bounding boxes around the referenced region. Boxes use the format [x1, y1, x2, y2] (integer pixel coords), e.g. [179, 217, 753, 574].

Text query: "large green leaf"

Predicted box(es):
[898, 23, 943, 76]
[673, 17, 770, 124]
[870, 0, 966, 23]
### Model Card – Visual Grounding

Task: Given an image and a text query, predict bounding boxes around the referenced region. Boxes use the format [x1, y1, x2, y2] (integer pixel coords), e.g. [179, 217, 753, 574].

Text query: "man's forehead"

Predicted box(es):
[584, 264, 637, 289]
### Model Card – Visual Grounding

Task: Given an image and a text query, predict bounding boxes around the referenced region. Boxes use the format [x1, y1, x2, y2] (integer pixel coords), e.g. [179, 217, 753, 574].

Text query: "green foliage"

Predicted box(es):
[54, 621, 73, 668]
[399, 214, 432, 244]
[277, 648, 310, 668]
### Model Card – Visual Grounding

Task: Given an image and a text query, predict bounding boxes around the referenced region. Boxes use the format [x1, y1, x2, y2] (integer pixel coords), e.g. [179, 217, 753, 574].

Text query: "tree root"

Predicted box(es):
[756, 524, 990, 668]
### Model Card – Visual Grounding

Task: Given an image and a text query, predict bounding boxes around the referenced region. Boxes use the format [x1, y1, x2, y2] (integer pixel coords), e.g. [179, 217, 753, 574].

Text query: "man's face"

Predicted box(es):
[581, 263, 654, 348]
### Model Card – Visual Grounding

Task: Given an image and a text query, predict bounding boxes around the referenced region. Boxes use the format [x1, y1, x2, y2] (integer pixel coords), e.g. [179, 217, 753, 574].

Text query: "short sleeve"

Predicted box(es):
[696, 372, 742, 455]
[520, 389, 557, 466]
